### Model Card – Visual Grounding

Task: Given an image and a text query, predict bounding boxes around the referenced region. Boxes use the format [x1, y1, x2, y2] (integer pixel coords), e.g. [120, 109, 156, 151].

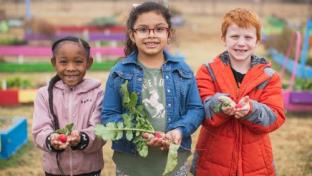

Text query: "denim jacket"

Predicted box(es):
[101, 50, 204, 154]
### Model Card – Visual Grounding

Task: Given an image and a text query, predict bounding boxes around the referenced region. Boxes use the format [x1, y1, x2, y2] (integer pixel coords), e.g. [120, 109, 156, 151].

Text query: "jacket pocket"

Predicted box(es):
[175, 69, 193, 116]
[113, 71, 133, 80]
[177, 69, 193, 79]
[112, 71, 134, 90]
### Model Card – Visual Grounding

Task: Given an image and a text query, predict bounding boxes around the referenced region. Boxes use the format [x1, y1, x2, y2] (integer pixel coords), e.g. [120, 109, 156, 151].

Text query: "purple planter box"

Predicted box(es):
[289, 92, 312, 104]
[24, 32, 126, 41]
[283, 90, 312, 112]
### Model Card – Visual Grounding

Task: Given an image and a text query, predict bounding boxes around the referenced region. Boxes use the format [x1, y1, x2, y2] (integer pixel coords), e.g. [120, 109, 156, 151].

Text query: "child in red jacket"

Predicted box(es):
[192, 8, 285, 176]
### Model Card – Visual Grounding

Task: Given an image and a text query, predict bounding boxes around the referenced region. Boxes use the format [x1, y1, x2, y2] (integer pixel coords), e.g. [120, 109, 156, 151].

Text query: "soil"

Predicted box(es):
[0, 116, 12, 131]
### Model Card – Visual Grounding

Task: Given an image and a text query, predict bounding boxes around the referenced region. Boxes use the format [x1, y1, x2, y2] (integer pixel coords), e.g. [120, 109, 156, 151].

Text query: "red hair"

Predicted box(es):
[221, 8, 261, 41]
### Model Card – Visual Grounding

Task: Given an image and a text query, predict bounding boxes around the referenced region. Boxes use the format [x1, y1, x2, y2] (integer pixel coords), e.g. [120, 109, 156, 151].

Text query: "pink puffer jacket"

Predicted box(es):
[32, 78, 105, 175]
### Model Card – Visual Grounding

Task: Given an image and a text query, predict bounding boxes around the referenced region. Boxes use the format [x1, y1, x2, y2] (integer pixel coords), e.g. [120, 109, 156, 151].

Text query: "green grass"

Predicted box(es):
[0, 141, 34, 169]
[0, 60, 117, 73]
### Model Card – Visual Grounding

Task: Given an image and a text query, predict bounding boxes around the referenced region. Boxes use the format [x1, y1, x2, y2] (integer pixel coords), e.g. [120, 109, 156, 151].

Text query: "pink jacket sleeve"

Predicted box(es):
[32, 87, 54, 152]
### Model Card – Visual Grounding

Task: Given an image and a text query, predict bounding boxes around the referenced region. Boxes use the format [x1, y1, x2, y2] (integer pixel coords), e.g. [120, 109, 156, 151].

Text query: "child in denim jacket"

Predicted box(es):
[101, 2, 204, 176]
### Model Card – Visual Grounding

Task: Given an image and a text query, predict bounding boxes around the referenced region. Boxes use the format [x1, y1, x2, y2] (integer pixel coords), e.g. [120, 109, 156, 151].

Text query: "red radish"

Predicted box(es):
[154, 132, 163, 139]
[235, 104, 242, 108]
[58, 134, 67, 143]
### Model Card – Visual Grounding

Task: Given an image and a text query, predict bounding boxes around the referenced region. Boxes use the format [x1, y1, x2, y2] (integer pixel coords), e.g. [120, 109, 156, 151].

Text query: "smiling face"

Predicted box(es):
[223, 24, 258, 62]
[130, 11, 170, 58]
[52, 41, 92, 88]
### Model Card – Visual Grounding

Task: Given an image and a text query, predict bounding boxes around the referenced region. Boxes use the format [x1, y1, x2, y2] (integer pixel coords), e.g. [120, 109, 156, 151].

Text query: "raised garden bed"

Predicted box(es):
[24, 32, 126, 41]
[0, 90, 18, 106]
[0, 46, 124, 57]
[283, 90, 312, 112]
[0, 60, 117, 72]
[269, 48, 312, 78]
[0, 117, 28, 160]
[56, 25, 126, 33]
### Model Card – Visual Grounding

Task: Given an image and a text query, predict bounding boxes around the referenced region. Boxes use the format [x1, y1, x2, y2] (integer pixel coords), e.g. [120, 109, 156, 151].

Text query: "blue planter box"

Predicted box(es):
[268, 48, 312, 78]
[0, 118, 28, 159]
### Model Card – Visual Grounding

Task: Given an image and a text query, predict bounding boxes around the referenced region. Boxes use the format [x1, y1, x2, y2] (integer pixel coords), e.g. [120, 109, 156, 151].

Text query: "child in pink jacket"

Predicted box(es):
[32, 36, 105, 176]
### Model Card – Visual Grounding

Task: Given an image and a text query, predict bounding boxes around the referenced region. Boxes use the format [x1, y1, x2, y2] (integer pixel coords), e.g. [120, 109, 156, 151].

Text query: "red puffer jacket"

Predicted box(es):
[193, 52, 285, 176]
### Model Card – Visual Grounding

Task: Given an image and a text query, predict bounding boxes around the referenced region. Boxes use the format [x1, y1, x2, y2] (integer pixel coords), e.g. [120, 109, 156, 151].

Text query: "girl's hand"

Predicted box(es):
[50, 133, 70, 150]
[165, 128, 182, 145]
[234, 96, 251, 119]
[142, 129, 182, 150]
[160, 128, 182, 150]
[68, 130, 81, 146]
[142, 131, 168, 150]
[218, 96, 236, 116]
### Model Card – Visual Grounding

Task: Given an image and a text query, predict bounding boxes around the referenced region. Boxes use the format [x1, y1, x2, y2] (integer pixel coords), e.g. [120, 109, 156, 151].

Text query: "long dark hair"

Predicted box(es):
[124, 1, 172, 56]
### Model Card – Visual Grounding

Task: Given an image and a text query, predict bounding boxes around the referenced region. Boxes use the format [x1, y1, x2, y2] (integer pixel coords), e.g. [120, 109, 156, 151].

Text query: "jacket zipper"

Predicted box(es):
[69, 88, 73, 176]
[236, 83, 241, 176]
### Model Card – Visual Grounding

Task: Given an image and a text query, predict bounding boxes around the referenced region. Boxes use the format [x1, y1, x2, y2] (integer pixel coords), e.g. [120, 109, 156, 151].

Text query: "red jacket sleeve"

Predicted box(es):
[239, 73, 286, 134]
[196, 64, 231, 127]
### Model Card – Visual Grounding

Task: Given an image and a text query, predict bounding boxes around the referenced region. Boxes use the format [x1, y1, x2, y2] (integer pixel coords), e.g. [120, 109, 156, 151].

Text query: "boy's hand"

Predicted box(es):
[50, 133, 70, 150]
[234, 96, 251, 119]
[218, 95, 236, 116]
[68, 130, 81, 146]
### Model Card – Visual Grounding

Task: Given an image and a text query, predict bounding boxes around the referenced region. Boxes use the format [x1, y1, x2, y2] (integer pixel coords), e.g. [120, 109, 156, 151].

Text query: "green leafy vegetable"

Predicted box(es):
[95, 80, 154, 157]
[55, 123, 74, 135]
[162, 144, 179, 176]
[213, 96, 232, 113]
[95, 81, 180, 174]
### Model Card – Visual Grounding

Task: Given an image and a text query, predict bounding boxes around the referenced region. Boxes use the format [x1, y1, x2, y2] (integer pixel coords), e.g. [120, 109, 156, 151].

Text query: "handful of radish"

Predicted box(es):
[154, 131, 164, 139]
[235, 103, 242, 109]
[95, 81, 179, 175]
[213, 96, 243, 112]
[58, 134, 67, 143]
[55, 123, 74, 143]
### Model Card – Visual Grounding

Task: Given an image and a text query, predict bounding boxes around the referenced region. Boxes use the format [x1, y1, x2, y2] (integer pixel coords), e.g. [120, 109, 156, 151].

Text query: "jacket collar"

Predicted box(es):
[120, 50, 180, 65]
[212, 51, 272, 100]
[220, 51, 269, 67]
[54, 78, 101, 93]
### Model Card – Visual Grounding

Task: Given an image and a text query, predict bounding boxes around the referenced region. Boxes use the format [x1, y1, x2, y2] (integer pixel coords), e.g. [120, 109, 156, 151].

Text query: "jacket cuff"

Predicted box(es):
[71, 132, 89, 150]
[247, 101, 253, 115]
[46, 133, 64, 153]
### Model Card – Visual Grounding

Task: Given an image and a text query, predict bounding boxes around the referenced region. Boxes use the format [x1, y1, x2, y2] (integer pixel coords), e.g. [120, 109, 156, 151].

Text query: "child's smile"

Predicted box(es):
[143, 40, 160, 49]
[52, 41, 91, 88]
[63, 74, 80, 83]
[131, 11, 169, 57]
[224, 24, 258, 62]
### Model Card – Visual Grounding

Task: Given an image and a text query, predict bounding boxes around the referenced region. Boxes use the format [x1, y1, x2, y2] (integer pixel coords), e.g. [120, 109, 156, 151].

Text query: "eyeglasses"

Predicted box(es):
[132, 26, 169, 37]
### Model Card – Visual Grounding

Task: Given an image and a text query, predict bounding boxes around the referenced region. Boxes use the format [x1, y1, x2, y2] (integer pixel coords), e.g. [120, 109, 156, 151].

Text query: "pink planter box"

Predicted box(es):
[56, 25, 126, 33]
[0, 46, 124, 57]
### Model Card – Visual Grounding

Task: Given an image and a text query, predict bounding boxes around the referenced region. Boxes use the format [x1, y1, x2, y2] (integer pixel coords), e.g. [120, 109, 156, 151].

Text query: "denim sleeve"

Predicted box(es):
[101, 72, 123, 124]
[170, 77, 205, 137]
